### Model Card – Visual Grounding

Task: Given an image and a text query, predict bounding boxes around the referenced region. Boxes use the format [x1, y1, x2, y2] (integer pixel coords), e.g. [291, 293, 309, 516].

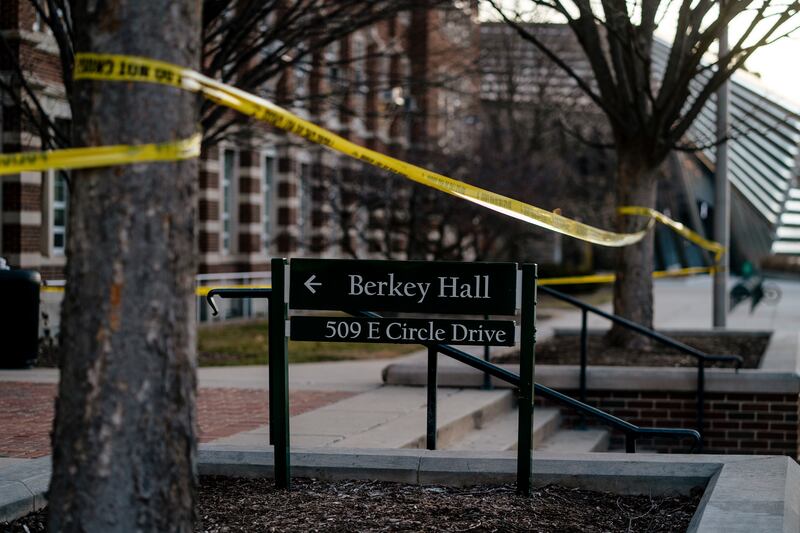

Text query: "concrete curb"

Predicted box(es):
[197, 445, 724, 492]
[3, 449, 798, 532]
[198, 447, 800, 532]
[0, 457, 50, 523]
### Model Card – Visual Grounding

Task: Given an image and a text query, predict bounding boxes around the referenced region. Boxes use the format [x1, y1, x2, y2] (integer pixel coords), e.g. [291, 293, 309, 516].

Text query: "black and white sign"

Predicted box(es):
[290, 316, 517, 346]
[289, 259, 518, 315]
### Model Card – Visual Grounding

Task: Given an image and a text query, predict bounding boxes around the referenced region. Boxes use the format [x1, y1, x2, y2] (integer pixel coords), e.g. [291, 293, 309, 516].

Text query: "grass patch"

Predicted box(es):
[198, 319, 419, 366]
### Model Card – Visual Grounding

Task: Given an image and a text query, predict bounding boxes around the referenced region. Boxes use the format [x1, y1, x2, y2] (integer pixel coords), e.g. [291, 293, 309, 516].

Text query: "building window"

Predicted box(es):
[51, 171, 69, 255]
[262, 152, 276, 254]
[298, 162, 312, 251]
[327, 41, 341, 84]
[221, 149, 237, 254]
[352, 35, 368, 115]
[294, 56, 310, 106]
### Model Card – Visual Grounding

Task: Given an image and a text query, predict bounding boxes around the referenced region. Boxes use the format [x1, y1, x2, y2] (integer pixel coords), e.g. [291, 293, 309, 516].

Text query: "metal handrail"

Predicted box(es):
[205, 292, 702, 457]
[540, 285, 744, 451]
[354, 310, 702, 453]
[540, 286, 743, 367]
[535, 383, 701, 453]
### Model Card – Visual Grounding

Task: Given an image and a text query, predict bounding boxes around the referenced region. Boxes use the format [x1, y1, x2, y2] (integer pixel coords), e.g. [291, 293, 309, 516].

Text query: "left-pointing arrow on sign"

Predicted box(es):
[304, 275, 322, 294]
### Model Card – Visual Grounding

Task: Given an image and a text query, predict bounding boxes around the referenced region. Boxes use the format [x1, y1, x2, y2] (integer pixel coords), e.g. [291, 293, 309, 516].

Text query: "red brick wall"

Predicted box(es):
[20, 44, 63, 85]
[2, 182, 41, 211]
[535, 390, 800, 457]
[2, 223, 41, 254]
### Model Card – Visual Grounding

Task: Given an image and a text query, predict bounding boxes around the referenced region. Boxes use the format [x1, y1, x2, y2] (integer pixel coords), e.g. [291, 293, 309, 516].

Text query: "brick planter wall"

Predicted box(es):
[535, 390, 800, 457]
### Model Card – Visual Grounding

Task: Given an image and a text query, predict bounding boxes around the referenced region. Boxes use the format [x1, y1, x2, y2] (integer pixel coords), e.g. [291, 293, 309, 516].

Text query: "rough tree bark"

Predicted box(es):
[48, 1, 201, 531]
[607, 149, 658, 348]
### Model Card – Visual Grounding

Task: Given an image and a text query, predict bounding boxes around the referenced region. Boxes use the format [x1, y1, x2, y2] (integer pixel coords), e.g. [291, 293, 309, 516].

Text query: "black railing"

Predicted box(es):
[207, 288, 702, 486]
[352, 310, 702, 454]
[539, 286, 743, 451]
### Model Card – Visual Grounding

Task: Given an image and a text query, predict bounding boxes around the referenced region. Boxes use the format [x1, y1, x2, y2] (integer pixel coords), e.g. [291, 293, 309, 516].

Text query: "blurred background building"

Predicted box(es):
[1, 2, 798, 326]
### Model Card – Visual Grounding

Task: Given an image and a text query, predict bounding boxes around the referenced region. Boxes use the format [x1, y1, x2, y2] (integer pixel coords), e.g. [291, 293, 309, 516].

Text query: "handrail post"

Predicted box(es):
[579, 308, 588, 428]
[426, 346, 438, 450]
[269, 258, 290, 489]
[268, 294, 275, 446]
[697, 361, 705, 453]
[625, 433, 636, 453]
[517, 264, 537, 496]
[483, 315, 492, 390]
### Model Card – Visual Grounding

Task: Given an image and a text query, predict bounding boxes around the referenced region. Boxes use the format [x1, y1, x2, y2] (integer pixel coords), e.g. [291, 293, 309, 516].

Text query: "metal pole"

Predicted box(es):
[579, 309, 588, 429]
[713, 7, 730, 328]
[269, 258, 290, 489]
[426, 347, 438, 450]
[517, 264, 537, 496]
[483, 314, 492, 390]
[268, 295, 276, 446]
[697, 362, 705, 452]
[625, 433, 636, 453]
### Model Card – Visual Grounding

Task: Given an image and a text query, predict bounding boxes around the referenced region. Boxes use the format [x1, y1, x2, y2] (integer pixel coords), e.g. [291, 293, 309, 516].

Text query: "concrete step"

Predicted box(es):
[447, 407, 562, 451]
[536, 428, 610, 453]
[327, 387, 514, 449]
[208, 386, 514, 449]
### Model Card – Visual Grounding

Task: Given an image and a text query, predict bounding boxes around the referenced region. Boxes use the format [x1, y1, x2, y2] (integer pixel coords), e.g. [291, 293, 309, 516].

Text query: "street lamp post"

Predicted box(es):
[713, 11, 730, 328]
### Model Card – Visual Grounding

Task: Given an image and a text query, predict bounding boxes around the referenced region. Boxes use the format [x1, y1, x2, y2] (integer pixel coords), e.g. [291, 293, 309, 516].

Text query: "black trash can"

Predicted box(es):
[0, 268, 41, 368]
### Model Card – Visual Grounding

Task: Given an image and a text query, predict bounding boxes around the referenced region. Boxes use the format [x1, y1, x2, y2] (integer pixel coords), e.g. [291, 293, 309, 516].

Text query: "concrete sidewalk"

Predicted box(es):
[539, 275, 800, 337]
[0, 354, 419, 390]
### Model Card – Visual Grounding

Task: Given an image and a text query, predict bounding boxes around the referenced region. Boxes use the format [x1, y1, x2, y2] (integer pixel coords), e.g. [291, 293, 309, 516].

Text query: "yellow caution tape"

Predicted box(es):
[40, 285, 67, 293]
[5, 54, 724, 261]
[538, 266, 714, 286]
[41, 266, 714, 294]
[0, 134, 200, 175]
[41, 284, 272, 296]
[73, 53, 651, 248]
[618, 207, 724, 261]
[194, 284, 271, 297]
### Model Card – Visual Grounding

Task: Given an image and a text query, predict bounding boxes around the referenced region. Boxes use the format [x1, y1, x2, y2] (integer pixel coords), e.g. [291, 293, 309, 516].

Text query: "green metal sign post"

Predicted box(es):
[269, 257, 291, 489]
[208, 258, 535, 495]
[517, 263, 537, 496]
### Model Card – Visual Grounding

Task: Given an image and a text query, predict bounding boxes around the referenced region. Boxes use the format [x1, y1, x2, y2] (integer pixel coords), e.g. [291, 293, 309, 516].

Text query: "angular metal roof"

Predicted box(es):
[652, 42, 800, 257]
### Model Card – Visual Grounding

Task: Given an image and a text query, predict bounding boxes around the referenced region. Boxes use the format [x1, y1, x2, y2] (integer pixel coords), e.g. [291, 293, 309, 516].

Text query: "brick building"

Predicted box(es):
[0, 2, 480, 295]
[0, 1, 70, 280]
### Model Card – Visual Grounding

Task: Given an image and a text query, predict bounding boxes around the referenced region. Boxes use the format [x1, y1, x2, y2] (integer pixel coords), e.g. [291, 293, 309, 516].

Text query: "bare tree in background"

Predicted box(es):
[328, 21, 616, 266]
[47, 0, 200, 530]
[488, 0, 800, 347]
[479, 22, 616, 268]
[1, 0, 447, 150]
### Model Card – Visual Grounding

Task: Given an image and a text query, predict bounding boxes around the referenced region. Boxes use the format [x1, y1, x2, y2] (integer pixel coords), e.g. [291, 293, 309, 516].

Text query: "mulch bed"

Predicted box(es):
[4, 477, 702, 532]
[496, 333, 768, 368]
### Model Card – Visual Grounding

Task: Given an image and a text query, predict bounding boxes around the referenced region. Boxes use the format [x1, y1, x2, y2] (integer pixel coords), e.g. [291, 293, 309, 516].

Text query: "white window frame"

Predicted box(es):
[220, 148, 238, 255]
[352, 35, 368, 99]
[261, 149, 277, 255]
[326, 41, 341, 85]
[43, 169, 69, 257]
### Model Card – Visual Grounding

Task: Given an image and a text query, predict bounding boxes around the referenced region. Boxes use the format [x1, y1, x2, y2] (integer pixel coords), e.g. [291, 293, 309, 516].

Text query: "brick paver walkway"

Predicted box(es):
[0, 382, 352, 458]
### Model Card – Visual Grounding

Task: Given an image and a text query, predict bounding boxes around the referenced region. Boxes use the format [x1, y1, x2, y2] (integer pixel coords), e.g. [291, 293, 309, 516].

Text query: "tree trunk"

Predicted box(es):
[49, 2, 200, 531]
[607, 150, 658, 349]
